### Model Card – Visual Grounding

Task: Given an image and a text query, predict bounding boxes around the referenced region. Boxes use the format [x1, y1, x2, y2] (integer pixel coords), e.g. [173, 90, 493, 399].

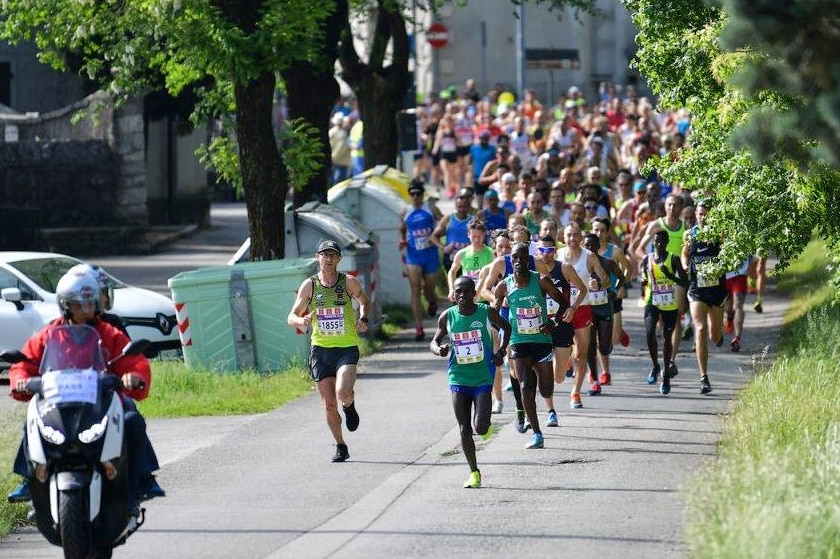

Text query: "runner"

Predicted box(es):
[493, 243, 566, 449]
[432, 192, 474, 272]
[447, 220, 494, 302]
[399, 180, 441, 341]
[635, 193, 688, 360]
[681, 201, 727, 395]
[640, 230, 689, 394]
[557, 223, 610, 408]
[534, 234, 587, 414]
[582, 233, 623, 395]
[430, 276, 510, 488]
[477, 230, 513, 413]
[287, 240, 370, 462]
[724, 258, 750, 352]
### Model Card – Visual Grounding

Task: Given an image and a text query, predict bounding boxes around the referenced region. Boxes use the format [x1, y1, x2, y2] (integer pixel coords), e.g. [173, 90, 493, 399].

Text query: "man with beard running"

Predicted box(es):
[493, 243, 566, 449]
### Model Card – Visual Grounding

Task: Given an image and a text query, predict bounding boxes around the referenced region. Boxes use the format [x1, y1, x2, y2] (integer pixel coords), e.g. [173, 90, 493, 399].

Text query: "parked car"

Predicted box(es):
[0, 252, 180, 358]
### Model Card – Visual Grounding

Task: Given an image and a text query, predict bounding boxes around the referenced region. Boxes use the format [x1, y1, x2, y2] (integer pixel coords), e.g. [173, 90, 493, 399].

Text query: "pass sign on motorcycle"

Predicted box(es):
[2, 325, 150, 559]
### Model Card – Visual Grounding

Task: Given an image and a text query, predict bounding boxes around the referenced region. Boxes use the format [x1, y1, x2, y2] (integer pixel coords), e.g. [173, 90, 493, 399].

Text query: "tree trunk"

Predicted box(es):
[282, 0, 346, 208]
[357, 74, 401, 168]
[338, 1, 410, 171]
[234, 71, 287, 260]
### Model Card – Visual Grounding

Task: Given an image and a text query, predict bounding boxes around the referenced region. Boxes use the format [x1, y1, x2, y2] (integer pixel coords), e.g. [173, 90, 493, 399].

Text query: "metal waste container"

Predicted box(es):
[228, 201, 382, 336]
[168, 257, 318, 372]
[328, 172, 411, 306]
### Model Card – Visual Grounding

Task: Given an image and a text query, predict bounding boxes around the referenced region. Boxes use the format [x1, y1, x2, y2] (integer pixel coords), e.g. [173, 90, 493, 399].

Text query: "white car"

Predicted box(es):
[0, 252, 180, 357]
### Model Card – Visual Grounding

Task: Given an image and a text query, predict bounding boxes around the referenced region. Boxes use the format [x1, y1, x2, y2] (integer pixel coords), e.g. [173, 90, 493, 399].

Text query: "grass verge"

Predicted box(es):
[0, 304, 411, 536]
[685, 241, 840, 558]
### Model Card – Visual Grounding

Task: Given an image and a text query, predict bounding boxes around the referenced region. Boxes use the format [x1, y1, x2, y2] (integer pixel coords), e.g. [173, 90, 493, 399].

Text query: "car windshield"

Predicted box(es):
[7, 257, 126, 293]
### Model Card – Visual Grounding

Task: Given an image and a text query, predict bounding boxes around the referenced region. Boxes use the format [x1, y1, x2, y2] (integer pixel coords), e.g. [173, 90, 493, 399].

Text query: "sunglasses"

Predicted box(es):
[584, 204, 597, 210]
[410, 192, 424, 197]
[537, 246, 555, 254]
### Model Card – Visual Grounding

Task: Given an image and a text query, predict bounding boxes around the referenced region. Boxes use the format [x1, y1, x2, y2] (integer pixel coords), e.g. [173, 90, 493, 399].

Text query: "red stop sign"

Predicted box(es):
[427, 22, 449, 49]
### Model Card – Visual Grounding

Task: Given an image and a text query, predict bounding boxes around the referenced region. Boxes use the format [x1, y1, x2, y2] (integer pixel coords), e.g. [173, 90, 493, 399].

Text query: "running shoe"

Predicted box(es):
[730, 336, 741, 352]
[343, 401, 360, 432]
[588, 382, 602, 396]
[331, 443, 350, 462]
[754, 299, 763, 313]
[463, 470, 482, 489]
[681, 324, 693, 341]
[569, 393, 583, 409]
[504, 381, 513, 392]
[565, 367, 574, 379]
[415, 327, 425, 342]
[526, 433, 545, 449]
[427, 301, 438, 318]
[546, 409, 559, 427]
[515, 409, 527, 433]
[700, 375, 713, 395]
[724, 318, 734, 335]
[714, 335, 724, 348]
[620, 329, 630, 347]
[660, 377, 671, 395]
[666, 361, 679, 379]
[599, 371, 611, 386]
[492, 400, 504, 414]
[647, 366, 660, 385]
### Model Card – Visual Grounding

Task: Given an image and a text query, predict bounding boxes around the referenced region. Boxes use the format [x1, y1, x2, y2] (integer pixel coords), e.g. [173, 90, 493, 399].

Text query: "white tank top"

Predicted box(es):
[559, 247, 591, 307]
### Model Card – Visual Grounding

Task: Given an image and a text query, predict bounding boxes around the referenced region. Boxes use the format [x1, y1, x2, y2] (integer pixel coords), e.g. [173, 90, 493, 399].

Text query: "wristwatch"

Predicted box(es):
[359, 316, 369, 324]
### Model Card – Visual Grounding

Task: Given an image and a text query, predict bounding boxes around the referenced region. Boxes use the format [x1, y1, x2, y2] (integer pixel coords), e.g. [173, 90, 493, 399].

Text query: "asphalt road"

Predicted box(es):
[0, 202, 787, 558]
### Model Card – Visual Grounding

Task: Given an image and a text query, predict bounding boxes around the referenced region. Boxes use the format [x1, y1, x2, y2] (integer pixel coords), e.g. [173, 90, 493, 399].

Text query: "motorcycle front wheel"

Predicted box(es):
[58, 489, 87, 559]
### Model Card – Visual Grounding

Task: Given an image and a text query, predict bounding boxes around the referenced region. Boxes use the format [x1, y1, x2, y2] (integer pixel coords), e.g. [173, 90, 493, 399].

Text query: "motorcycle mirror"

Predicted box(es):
[24, 377, 42, 394]
[0, 349, 29, 364]
[121, 339, 150, 357]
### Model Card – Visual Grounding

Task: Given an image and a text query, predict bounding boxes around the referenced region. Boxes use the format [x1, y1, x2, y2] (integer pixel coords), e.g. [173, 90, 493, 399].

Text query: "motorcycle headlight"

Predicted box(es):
[36, 416, 66, 445]
[79, 415, 109, 444]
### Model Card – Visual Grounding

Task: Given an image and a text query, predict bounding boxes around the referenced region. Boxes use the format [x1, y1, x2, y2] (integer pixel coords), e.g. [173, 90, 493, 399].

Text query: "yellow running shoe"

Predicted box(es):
[463, 470, 481, 489]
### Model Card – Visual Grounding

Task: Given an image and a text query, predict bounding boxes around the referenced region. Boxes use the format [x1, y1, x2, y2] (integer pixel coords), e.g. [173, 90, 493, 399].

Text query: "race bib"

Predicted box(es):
[316, 307, 345, 336]
[652, 285, 675, 306]
[453, 329, 485, 364]
[570, 286, 581, 305]
[412, 232, 430, 251]
[43, 369, 99, 406]
[515, 306, 542, 335]
[588, 289, 609, 306]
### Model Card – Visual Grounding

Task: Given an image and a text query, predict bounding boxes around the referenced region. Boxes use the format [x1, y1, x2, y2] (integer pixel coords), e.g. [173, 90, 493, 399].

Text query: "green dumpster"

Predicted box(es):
[168, 258, 318, 372]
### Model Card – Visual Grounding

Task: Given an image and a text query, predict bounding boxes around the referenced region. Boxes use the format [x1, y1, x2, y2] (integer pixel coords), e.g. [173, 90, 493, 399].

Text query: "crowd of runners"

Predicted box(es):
[324, 81, 767, 487]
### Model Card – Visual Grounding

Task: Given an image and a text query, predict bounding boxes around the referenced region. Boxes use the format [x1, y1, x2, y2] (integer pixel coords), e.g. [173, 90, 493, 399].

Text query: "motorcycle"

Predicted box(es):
[1, 325, 150, 559]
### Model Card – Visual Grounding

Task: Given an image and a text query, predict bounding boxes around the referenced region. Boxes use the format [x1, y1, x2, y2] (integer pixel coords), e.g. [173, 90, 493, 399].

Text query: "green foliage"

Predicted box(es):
[625, 0, 840, 287]
[280, 118, 324, 193]
[718, 0, 840, 168]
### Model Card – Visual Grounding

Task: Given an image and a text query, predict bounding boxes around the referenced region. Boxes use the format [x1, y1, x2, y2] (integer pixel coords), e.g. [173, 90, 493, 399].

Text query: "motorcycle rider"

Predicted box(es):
[7, 268, 164, 512]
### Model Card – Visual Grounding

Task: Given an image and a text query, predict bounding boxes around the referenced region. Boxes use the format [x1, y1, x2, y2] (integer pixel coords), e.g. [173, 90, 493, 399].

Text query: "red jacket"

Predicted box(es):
[8, 318, 152, 402]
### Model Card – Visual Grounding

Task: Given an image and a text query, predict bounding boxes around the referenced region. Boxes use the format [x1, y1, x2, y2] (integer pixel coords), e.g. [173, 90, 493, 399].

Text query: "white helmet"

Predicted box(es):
[67, 263, 114, 311]
[56, 269, 100, 318]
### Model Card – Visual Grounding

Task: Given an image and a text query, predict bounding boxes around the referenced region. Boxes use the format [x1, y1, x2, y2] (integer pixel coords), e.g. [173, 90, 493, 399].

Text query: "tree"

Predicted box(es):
[0, 0, 331, 260]
[623, 0, 840, 280]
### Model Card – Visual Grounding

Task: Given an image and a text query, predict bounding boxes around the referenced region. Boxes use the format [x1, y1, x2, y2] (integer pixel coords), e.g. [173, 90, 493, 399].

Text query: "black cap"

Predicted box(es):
[317, 240, 342, 256]
[408, 179, 425, 194]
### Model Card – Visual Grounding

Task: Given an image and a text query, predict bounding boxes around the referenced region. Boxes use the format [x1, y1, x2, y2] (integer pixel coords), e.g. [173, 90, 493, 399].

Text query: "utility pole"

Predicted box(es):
[515, 2, 526, 101]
